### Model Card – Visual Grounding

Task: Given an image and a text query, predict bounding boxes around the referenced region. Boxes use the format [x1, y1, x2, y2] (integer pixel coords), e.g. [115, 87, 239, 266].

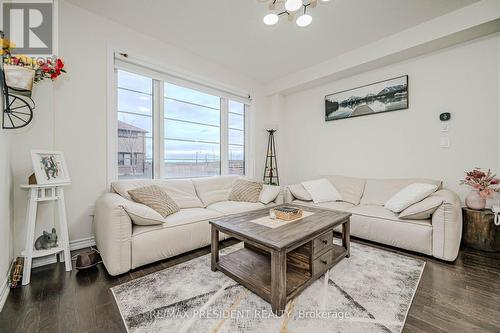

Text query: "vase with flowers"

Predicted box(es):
[460, 168, 500, 210]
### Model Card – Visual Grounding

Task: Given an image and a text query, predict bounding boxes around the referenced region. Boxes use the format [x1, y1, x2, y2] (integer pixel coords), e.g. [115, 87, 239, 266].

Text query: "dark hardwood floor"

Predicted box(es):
[0, 238, 499, 333]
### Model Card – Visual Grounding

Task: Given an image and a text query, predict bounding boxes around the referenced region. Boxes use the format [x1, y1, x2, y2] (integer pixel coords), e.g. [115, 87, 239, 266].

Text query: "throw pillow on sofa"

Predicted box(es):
[128, 185, 180, 218]
[384, 183, 438, 213]
[301, 178, 342, 204]
[229, 179, 263, 203]
[122, 201, 165, 226]
[399, 195, 444, 220]
[289, 184, 313, 201]
[259, 184, 281, 204]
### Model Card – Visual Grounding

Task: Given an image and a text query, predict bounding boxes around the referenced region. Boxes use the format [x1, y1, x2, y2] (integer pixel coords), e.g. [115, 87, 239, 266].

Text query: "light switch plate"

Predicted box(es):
[441, 122, 449, 132]
[440, 136, 450, 148]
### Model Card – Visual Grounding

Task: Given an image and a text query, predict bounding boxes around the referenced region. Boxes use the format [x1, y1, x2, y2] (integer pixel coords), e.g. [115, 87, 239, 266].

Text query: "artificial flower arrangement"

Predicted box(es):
[4, 55, 66, 82]
[1, 36, 66, 84]
[460, 168, 500, 210]
[460, 168, 500, 199]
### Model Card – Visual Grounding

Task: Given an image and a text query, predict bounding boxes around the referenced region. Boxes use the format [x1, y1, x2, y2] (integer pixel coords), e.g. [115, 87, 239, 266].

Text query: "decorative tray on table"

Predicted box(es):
[272, 206, 303, 221]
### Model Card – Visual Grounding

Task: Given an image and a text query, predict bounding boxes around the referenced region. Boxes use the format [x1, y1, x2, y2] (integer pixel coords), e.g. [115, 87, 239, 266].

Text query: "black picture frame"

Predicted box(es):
[325, 75, 409, 122]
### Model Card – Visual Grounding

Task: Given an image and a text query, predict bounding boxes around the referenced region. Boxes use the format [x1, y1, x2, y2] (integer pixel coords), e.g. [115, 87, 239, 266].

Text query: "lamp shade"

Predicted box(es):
[285, 0, 303, 12]
[296, 14, 312, 27]
[263, 13, 279, 25]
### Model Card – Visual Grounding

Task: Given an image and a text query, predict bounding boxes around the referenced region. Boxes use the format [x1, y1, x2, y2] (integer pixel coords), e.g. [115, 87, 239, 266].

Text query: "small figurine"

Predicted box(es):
[34, 228, 58, 250]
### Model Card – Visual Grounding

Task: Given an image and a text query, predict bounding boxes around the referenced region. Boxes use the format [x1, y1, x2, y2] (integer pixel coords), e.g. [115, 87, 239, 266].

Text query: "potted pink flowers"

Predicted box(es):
[460, 168, 500, 210]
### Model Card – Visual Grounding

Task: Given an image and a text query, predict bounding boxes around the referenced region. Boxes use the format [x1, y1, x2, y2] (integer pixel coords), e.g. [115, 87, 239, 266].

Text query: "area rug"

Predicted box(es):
[112, 240, 425, 333]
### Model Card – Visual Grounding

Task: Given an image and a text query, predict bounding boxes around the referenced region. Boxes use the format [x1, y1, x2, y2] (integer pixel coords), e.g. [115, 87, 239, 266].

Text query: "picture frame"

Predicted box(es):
[30, 149, 71, 185]
[325, 75, 408, 121]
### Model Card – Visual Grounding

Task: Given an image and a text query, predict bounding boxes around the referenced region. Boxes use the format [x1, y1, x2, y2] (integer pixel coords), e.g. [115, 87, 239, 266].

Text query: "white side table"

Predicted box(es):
[20, 184, 72, 285]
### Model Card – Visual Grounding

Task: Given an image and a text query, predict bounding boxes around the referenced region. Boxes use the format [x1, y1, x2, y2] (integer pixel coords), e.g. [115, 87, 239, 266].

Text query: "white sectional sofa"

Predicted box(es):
[94, 175, 282, 275]
[285, 175, 462, 261]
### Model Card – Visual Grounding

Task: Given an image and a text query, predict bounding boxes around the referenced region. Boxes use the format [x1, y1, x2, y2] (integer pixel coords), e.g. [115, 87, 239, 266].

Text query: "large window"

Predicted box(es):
[115, 68, 248, 180]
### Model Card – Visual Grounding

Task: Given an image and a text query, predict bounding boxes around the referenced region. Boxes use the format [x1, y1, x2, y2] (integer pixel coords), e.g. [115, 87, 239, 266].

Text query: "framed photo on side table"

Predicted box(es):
[30, 150, 71, 185]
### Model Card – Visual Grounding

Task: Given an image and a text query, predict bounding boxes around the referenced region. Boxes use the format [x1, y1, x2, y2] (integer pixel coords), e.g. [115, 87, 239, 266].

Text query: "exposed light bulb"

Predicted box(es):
[319, 0, 333, 4]
[296, 14, 312, 27]
[263, 13, 279, 25]
[285, 0, 303, 12]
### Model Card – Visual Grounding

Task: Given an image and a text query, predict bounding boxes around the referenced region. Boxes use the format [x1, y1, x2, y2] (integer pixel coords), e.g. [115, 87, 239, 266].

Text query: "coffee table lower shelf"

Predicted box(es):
[215, 244, 348, 305]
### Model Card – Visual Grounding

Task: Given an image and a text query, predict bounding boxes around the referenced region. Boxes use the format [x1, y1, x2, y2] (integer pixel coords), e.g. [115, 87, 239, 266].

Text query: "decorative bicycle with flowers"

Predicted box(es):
[1, 30, 66, 129]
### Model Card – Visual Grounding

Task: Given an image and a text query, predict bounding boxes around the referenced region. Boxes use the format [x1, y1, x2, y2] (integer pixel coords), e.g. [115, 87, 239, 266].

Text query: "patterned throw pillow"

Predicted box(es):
[128, 185, 180, 218]
[228, 179, 263, 203]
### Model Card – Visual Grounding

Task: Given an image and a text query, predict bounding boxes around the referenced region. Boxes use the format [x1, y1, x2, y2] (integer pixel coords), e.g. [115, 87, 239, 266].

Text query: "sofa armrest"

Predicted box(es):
[431, 189, 463, 261]
[94, 193, 132, 275]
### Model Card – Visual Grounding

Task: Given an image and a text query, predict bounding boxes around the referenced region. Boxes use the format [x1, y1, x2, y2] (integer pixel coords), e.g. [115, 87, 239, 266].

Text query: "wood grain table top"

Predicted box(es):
[210, 204, 351, 250]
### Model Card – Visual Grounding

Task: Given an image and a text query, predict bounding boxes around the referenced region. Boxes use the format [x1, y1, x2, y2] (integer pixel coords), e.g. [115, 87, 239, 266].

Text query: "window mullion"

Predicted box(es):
[220, 98, 229, 176]
[153, 79, 164, 179]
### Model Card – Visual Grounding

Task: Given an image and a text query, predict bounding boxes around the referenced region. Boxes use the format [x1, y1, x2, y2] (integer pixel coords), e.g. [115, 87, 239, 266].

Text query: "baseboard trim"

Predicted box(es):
[0, 274, 9, 313]
[69, 236, 96, 251]
[31, 236, 96, 268]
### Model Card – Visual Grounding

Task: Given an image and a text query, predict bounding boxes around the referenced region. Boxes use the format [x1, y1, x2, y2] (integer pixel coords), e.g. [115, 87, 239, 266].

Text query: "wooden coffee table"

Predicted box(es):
[210, 204, 351, 315]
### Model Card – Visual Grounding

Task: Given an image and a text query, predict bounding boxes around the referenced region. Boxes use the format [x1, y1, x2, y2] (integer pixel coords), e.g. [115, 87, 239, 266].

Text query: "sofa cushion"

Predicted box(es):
[128, 185, 180, 218]
[301, 178, 342, 204]
[348, 204, 431, 226]
[207, 201, 268, 215]
[316, 201, 355, 212]
[322, 175, 366, 205]
[345, 212, 432, 255]
[288, 184, 312, 201]
[132, 208, 222, 234]
[111, 179, 204, 209]
[156, 179, 204, 208]
[192, 175, 239, 206]
[292, 200, 354, 212]
[228, 179, 263, 203]
[399, 196, 444, 220]
[360, 178, 442, 206]
[260, 184, 281, 204]
[131, 208, 227, 269]
[384, 183, 438, 213]
[111, 179, 151, 200]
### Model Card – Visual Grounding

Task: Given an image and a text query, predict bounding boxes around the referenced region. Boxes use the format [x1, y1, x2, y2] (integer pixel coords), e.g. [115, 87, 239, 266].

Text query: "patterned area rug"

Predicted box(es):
[112, 240, 425, 333]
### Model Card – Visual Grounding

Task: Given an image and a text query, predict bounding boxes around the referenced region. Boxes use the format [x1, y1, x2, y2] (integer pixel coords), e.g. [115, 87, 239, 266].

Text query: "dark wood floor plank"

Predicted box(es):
[1, 239, 499, 333]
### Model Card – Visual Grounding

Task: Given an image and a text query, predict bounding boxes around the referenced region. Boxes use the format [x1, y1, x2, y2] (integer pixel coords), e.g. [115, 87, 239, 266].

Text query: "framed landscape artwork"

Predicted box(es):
[325, 75, 408, 121]
[31, 150, 71, 185]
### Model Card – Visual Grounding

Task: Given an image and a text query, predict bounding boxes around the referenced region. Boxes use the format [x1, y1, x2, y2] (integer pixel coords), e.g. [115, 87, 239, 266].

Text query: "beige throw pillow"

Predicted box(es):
[399, 196, 444, 220]
[384, 183, 438, 213]
[122, 200, 164, 226]
[128, 185, 180, 218]
[289, 184, 313, 201]
[229, 179, 263, 203]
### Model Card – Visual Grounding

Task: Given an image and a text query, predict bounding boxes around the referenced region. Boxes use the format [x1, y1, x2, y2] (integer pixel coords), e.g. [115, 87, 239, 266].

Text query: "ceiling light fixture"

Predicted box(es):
[261, 0, 327, 28]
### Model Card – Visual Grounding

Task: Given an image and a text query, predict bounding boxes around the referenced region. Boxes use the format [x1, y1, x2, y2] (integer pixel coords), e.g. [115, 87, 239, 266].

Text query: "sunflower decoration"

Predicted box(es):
[0, 37, 15, 56]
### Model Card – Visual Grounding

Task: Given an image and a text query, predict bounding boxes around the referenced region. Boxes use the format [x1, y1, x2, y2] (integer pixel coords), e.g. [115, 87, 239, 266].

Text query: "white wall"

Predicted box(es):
[11, 2, 268, 254]
[280, 35, 500, 200]
[0, 129, 13, 309]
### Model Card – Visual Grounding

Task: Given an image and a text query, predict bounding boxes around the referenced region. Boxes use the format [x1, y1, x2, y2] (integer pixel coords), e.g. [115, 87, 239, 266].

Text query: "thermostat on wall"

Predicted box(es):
[439, 112, 451, 121]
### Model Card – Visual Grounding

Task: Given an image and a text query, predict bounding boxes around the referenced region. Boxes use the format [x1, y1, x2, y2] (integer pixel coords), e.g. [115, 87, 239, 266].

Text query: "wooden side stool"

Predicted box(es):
[20, 184, 72, 285]
[462, 207, 500, 252]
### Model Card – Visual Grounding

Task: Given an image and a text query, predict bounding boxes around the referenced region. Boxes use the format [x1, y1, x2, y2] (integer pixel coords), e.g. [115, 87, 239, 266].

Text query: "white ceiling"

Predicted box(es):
[67, 0, 477, 83]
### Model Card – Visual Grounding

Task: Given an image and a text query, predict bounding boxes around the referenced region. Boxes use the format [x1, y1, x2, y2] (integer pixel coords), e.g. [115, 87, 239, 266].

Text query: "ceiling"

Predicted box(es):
[67, 0, 477, 83]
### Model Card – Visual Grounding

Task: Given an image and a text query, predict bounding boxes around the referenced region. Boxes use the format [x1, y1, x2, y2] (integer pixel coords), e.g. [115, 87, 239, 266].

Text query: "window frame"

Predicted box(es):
[108, 56, 251, 183]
